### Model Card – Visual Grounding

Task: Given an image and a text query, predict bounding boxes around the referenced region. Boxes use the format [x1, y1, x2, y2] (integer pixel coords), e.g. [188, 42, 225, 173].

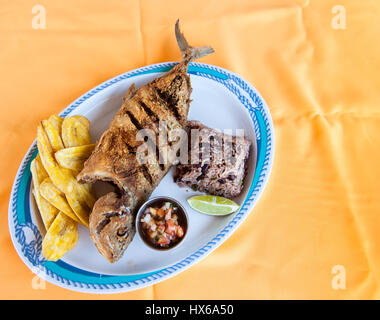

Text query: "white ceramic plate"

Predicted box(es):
[8, 62, 274, 293]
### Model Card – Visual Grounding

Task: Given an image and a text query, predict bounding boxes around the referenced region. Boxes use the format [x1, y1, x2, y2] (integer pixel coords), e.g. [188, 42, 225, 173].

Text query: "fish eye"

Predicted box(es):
[117, 227, 129, 237]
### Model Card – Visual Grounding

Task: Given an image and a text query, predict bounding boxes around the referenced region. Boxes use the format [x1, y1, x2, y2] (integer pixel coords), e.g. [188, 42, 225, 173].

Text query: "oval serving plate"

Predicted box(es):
[8, 62, 274, 293]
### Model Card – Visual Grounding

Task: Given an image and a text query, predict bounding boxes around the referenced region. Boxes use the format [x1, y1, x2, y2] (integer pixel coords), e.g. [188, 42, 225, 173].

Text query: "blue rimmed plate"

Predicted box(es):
[8, 62, 274, 293]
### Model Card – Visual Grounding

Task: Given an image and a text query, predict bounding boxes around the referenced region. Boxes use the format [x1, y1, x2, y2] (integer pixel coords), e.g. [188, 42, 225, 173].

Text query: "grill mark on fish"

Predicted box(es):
[155, 88, 181, 122]
[108, 130, 137, 156]
[143, 134, 166, 171]
[125, 110, 143, 131]
[139, 100, 159, 122]
[168, 75, 184, 121]
[124, 141, 136, 155]
[117, 168, 138, 179]
[140, 164, 153, 185]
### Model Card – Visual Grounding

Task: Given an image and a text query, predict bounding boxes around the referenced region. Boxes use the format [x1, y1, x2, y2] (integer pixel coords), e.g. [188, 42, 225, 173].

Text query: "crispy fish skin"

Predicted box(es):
[77, 64, 192, 202]
[89, 192, 136, 263]
[77, 20, 214, 263]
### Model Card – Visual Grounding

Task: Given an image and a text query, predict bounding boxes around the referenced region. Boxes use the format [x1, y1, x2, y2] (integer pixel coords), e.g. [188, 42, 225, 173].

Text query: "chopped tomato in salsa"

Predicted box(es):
[140, 201, 186, 248]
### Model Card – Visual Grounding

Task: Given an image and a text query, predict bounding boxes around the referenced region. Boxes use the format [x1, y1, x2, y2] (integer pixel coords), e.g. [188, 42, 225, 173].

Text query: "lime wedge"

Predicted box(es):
[187, 195, 240, 216]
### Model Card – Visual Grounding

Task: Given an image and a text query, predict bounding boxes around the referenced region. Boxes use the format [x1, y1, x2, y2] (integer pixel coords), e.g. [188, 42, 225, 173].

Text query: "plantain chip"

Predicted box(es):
[62, 116, 91, 148]
[55, 144, 95, 172]
[37, 124, 72, 193]
[31, 154, 49, 185]
[39, 177, 80, 223]
[30, 155, 59, 230]
[42, 212, 78, 261]
[37, 124, 95, 226]
[42, 115, 64, 153]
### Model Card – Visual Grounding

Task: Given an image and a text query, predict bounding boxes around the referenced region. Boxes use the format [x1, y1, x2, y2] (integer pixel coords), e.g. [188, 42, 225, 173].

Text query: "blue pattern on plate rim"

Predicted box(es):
[9, 62, 274, 293]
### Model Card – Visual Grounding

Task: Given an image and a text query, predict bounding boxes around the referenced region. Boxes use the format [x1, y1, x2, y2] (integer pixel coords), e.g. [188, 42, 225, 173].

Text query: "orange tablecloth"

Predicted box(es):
[1, 0, 380, 299]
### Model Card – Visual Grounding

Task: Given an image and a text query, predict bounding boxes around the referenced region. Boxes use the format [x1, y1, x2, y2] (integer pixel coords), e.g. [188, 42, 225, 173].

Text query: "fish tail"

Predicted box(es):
[175, 19, 214, 63]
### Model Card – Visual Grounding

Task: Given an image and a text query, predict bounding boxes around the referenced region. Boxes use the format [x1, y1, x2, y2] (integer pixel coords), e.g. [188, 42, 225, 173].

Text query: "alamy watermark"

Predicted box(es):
[331, 265, 346, 290]
[134, 121, 246, 166]
[31, 266, 46, 290]
[331, 5, 346, 30]
[32, 4, 46, 30]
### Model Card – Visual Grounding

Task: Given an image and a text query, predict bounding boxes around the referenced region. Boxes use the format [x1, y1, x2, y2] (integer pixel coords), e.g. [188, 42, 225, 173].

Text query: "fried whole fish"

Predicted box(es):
[77, 20, 214, 263]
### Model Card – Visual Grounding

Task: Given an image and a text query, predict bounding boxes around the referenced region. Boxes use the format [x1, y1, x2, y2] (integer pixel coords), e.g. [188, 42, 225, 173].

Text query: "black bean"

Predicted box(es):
[201, 163, 209, 174]
[196, 173, 206, 181]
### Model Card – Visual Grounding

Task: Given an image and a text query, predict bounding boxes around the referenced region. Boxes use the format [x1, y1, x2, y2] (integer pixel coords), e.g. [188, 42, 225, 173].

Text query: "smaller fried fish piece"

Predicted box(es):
[89, 192, 136, 263]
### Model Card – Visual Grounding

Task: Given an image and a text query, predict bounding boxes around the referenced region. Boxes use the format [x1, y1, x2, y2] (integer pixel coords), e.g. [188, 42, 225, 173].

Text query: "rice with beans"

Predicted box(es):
[174, 121, 251, 198]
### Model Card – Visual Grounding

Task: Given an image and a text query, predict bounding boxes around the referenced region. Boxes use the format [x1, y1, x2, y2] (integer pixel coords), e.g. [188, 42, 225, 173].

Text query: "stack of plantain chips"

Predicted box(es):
[31, 115, 96, 261]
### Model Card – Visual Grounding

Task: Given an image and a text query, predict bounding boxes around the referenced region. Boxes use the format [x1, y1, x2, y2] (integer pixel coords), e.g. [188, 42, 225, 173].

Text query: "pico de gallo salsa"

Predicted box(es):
[139, 200, 187, 249]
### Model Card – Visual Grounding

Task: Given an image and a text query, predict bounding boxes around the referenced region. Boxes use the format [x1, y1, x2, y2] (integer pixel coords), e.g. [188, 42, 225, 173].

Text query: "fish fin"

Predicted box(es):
[122, 83, 136, 102]
[175, 19, 214, 63]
